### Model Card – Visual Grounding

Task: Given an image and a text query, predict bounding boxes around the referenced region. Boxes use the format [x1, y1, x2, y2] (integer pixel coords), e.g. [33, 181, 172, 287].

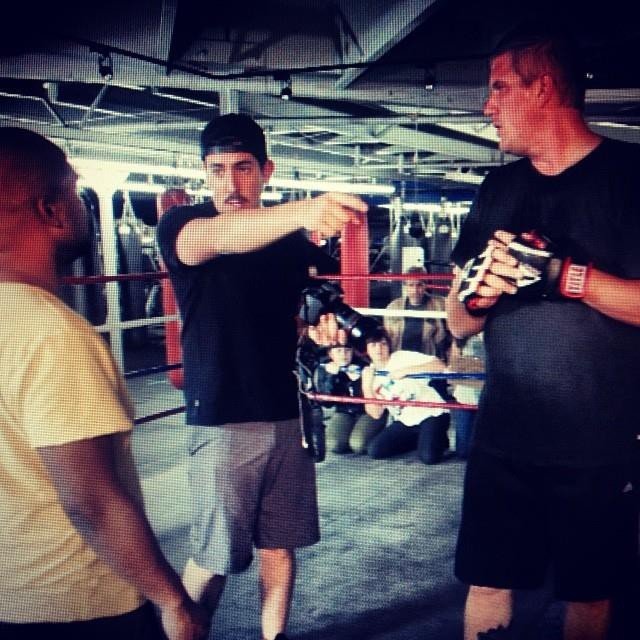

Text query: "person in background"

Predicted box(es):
[384, 266, 451, 362]
[361, 328, 450, 465]
[448, 335, 485, 459]
[314, 343, 385, 455]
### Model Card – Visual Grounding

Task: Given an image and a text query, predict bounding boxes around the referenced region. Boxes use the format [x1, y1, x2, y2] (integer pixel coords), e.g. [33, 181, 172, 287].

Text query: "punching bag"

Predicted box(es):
[156, 189, 193, 389]
[340, 211, 369, 307]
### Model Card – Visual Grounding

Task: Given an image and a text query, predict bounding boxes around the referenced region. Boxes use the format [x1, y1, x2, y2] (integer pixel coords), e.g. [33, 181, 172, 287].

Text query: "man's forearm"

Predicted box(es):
[66, 487, 188, 610]
[177, 202, 304, 265]
[177, 192, 366, 266]
[584, 270, 640, 327]
[445, 272, 486, 339]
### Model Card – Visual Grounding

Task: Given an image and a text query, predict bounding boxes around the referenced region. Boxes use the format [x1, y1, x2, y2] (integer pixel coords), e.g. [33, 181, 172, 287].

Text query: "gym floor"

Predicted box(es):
[126, 344, 638, 640]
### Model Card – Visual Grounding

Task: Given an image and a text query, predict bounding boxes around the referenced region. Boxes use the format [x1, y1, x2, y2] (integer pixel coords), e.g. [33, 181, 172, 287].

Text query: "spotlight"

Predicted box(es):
[98, 52, 113, 81]
[275, 73, 293, 100]
[423, 68, 435, 91]
[280, 76, 292, 101]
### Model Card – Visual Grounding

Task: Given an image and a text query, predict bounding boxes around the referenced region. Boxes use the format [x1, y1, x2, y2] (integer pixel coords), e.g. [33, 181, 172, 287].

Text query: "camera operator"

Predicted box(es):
[156, 113, 366, 640]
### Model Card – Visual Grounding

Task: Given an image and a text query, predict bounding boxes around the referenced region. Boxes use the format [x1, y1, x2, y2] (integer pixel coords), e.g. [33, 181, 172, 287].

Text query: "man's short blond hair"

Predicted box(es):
[494, 25, 585, 111]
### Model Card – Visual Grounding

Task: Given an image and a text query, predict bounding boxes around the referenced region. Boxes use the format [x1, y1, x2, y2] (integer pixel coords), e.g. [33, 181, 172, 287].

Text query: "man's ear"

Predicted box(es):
[262, 159, 275, 182]
[537, 73, 556, 106]
[34, 196, 64, 229]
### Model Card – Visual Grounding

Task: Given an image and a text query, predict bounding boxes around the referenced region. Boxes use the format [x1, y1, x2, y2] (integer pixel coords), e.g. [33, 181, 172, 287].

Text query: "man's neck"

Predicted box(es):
[0, 258, 59, 296]
[529, 109, 602, 176]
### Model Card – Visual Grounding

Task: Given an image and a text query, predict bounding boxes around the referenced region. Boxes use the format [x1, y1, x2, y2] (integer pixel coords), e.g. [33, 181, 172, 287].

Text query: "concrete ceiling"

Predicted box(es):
[1, 0, 640, 197]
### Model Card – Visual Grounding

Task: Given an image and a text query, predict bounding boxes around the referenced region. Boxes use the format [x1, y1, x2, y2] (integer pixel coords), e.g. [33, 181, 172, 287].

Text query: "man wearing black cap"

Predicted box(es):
[445, 26, 640, 640]
[157, 113, 367, 640]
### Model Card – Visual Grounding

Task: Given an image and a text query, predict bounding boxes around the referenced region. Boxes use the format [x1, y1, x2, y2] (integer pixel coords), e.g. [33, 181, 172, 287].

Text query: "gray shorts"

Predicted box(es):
[187, 418, 319, 575]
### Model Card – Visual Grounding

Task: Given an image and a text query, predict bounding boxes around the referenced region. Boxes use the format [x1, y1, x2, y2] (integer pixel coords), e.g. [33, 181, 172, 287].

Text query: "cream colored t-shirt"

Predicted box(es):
[0, 283, 144, 622]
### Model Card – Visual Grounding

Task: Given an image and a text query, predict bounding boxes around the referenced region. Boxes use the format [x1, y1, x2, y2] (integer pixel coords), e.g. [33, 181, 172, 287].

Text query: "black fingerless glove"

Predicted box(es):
[507, 231, 591, 300]
[457, 249, 494, 316]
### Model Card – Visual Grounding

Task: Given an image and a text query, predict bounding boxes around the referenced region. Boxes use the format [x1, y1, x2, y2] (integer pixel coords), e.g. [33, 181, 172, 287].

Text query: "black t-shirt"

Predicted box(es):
[451, 138, 640, 466]
[156, 202, 338, 425]
[401, 300, 428, 352]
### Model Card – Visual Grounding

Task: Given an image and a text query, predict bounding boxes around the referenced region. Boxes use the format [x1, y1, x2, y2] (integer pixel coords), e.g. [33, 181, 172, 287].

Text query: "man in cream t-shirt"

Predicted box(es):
[0, 127, 207, 640]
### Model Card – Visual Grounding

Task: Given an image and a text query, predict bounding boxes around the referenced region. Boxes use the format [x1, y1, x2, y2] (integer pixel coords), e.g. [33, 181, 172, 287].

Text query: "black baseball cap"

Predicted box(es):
[200, 113, 268, 165]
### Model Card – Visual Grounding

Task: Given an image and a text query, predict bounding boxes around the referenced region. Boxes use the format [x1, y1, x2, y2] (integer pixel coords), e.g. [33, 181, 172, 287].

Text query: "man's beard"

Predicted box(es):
[55, 231, 92, 272]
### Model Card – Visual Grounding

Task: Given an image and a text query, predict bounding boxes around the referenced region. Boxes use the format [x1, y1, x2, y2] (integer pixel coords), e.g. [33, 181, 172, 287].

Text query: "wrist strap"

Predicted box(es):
[464, 296, 491, 317]
[559, 259, 592, 299]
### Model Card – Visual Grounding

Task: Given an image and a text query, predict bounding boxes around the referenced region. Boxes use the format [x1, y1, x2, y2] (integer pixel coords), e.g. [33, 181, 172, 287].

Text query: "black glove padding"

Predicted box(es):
[295, 337, 326, 462]
[507, 231, 591, 300]
[457, 249, 495, 316]
[298, 392, 326, 462]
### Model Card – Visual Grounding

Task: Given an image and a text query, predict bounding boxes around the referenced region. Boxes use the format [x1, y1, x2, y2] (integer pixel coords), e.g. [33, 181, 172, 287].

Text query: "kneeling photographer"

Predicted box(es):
[297, 281, 384, 461]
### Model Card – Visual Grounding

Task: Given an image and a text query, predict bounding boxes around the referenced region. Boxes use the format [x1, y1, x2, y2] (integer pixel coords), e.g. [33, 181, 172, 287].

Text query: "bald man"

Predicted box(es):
[0, 128, 207, 640]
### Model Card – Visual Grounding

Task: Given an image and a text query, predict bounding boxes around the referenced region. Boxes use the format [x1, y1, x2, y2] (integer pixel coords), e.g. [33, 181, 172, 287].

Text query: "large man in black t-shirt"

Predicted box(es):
[445, 27, 640, 640]
[156, 114, 367, 640]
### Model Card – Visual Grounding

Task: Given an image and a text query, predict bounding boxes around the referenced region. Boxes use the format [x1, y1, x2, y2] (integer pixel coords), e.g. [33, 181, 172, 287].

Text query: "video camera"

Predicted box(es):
[298, 281, 381, 347]
[296, 281, 382, 463]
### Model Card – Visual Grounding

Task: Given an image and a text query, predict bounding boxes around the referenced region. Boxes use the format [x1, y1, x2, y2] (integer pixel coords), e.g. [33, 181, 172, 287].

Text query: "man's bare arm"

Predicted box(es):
[584, 271, 640, 327]
[445, 269, 490, 339]
[38, 434, 207, 640]
[176, 193, 367, 266]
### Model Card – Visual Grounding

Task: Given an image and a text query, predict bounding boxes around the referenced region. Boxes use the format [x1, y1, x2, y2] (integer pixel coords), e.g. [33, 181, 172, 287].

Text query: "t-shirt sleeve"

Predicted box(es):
[22, 326, 135, 448]
[450, 194, 486, 268]
[450, 172, 504, 269]
[156, 205, 206, 273]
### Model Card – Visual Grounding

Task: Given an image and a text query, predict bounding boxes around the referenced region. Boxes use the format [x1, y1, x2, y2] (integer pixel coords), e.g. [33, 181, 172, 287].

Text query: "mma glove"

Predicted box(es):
[457, 231, 592, 316]
[506, 231, 592, 300]
[457, 248, 496, 317]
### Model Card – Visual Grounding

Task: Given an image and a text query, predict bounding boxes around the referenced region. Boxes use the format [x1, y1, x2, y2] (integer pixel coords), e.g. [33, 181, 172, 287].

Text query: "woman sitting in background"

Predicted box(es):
[362, 327, 450, 465]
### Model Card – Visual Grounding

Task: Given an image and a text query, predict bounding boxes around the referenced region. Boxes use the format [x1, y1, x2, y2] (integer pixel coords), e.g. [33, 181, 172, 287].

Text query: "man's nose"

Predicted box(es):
[223, 170, 239, 191]
[483, 94, 494, 117]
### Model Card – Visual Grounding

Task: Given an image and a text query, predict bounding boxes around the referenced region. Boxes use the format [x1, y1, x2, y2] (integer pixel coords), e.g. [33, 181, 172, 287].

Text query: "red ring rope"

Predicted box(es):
[307, 392, 477, 411]
[61, 271, 454, 286]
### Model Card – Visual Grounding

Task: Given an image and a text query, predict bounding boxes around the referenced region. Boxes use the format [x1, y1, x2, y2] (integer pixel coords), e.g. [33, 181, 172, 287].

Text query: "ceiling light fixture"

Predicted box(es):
[280, 76, 292, 101]
[423, 68, 436, 91]
[273, 71, 293, 100]
[98, 51, 114, 82]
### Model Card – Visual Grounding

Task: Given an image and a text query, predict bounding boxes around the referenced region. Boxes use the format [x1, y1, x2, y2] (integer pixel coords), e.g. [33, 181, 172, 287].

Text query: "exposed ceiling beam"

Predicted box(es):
[0, 49, 485, 108]
[335, 0, 441, 89]
[240, 91, 500, 162]
[152, 0, 180, 62]
[345, 122, 503, 163]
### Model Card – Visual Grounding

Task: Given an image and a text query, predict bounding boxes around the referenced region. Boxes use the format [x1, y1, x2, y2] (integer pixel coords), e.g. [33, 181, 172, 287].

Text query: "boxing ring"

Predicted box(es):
[60, 204, 484, 428]
[57, 199, 639, 640]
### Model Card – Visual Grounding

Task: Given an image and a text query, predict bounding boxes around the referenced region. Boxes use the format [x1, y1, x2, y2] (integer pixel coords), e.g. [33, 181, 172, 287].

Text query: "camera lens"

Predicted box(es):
[333, 303, 380, 340]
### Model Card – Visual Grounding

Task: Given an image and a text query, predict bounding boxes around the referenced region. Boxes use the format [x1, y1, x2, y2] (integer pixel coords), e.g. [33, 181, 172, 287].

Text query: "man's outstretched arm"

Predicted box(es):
[176, 193, 367, 265]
